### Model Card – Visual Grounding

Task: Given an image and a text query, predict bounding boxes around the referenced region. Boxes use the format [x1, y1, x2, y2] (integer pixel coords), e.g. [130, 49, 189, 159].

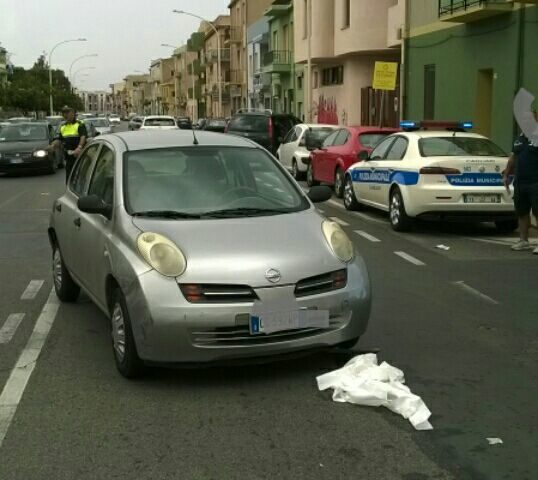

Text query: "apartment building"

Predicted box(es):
[160, 57, 176, 116]
[294, 0, 403, 126]
[203, 15, 232, 118]
[247, 16, 270, 110]
[149, 59, 164, 115]
[123, 74, 151, 115]
[228, 0, 273, 112]
[109, 81, 126, 117]
[79, 91, 112, 114]
[406, 1, 538, 151]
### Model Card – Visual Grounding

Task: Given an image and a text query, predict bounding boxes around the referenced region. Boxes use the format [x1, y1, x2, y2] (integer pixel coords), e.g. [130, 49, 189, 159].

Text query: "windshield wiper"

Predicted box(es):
[202, 208, 290, 218]
[132, 210, 202, 219]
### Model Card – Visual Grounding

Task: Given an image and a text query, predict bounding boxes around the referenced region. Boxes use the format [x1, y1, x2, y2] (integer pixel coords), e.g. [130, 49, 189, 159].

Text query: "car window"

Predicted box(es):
[0, 124, 49, 142]
[418, 137, 507, 157]
[384, 137, 408, 161]
[369, 137, 395, 160]
[144, 118, 176, 127]
[70, 144, 101, 196]
[322, 130, 340, 148]
[88, 145, 115, 206]
[228, 115, 269, 132]
[359, 133, 391, 149]
[283, 128, 296, 144]
[333, 129, 350, 146]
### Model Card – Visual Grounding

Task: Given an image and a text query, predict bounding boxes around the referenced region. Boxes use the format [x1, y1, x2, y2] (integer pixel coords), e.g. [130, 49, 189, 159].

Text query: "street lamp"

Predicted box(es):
[173, 9, 222, 118]
[48, 38, 87, 115]
[69, 53, 98, 82]
[72, 66, 95, 85]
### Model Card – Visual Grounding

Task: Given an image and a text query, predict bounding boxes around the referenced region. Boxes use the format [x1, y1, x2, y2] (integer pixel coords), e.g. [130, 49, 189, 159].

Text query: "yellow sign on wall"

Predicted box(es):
[373, 62, 398, 91]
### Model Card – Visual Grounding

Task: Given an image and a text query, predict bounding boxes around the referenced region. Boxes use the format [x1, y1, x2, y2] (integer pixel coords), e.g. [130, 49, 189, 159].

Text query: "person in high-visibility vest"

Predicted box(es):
[50, 106, 87, 182]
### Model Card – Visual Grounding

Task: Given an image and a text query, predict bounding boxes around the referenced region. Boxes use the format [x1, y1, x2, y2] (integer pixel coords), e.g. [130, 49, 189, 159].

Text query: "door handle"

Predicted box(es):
[73, 218, 81, 228]
[55, 203, 62, 212]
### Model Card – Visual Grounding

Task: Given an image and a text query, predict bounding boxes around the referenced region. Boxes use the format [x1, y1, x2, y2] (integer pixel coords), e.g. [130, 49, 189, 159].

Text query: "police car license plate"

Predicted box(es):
[464, 194, 501, 204]
[249, 309, 329, 335]
[10, 158, 24, 164]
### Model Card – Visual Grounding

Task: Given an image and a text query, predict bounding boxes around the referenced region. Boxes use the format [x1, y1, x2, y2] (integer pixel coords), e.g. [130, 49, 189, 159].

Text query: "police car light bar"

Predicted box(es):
[400, 120, 473, 131]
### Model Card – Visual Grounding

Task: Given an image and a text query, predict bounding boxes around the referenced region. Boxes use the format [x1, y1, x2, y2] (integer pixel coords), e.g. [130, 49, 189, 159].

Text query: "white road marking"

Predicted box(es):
[0, 191, 27, 210]
[329, 217, 350, 227]
[327, 199, 343, 209]
[470, 237, 537, 247]
[452, 281, 499, 305]
[355, 231, 381, 243]
[394, 251, 426, 266]
[354, 212, 388, 225]
[0, 314, 25, 345]
[20, 280, 44, 300]
[0, 289, 60, 447]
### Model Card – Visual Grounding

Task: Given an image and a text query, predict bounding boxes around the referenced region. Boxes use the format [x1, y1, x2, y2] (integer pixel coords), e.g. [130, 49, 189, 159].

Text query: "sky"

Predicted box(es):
[0, 0, 230, 91]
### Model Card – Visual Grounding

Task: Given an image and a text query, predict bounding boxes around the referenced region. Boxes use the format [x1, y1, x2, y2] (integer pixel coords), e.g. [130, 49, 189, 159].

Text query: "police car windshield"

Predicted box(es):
[0, 124, 49, 142]
[419, 137, 506, 157]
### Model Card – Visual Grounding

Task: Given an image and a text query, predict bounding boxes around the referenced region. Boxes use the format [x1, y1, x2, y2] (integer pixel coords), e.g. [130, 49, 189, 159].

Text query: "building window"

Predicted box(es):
[424, 64, 436, 120]
[343, 0, 351, 28]
[321, 66, 344, 86]
[313, 71, 319, 89]
[297, 75, 303, 90]
[303, 0, 308, 39]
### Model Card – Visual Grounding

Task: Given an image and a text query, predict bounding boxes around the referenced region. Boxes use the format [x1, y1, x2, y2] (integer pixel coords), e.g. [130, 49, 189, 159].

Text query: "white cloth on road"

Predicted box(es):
[317, 353, 433, 431]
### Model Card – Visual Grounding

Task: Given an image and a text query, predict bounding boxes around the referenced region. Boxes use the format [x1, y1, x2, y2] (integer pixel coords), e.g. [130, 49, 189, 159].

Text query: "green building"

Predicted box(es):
[405, 1, 538, 151]
[264, 0, 302, 116]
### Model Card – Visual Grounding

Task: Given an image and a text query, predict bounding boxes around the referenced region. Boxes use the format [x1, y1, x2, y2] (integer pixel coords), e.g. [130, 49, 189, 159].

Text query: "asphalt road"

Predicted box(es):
[0, 126, 536, 480]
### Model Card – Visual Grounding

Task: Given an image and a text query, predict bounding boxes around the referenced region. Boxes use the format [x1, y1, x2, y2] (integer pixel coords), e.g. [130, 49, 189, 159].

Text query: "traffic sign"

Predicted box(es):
[373, 62, 398, 91]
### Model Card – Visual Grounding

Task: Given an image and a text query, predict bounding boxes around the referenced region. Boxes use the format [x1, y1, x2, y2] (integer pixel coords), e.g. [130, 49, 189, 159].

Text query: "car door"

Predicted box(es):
[72, 143, 116, 309]
[278, 126, 299, 169]
[327, 129, 351, 185]
[314, 130, 340, 183]
[352, 136, 396, 208]
[54, 144, 101, 274]
[371, 136, 409, 208]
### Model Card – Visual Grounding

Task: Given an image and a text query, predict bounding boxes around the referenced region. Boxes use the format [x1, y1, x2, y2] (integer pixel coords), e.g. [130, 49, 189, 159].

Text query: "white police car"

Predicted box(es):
[343, 121, 516, 232]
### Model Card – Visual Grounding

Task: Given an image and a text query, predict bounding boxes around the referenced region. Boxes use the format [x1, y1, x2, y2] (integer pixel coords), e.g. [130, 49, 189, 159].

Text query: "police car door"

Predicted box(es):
[374, 136, 410, 208]
[353, 136, 396, 209]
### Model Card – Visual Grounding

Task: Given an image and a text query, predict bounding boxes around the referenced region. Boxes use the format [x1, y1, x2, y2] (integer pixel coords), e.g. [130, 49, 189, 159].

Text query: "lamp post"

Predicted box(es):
[48, 38, 87, 115]
[173, 9, 222, 118]
[72, 66, 95, 87]
[69, 53, 98, 82]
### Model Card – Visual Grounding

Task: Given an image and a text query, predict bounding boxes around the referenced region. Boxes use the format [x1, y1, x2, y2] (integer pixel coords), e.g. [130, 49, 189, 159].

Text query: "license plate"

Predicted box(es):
[463, 194, 501, 204]
[249, 309, 329, 335]
[10, 158, 24, 164]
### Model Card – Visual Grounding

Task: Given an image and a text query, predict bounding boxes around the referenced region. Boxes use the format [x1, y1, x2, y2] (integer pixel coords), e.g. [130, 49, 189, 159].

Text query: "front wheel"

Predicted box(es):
[53, 246, 80, 302]
[292, 160, 303, 181]
[111, 289, 145, 379]
[344, 175, 361, 211]
[495, 219, 518, 234]
[306, 162, 319, 187]
[389, 188, 413, 232]
[334, 168, 345, 198]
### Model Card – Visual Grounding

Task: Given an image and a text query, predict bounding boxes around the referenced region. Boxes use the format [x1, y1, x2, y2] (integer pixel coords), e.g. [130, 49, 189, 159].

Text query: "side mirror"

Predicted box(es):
[78, 195, 112, 218]
[358, 150, 369, 161]
[307, 186, 332, 203]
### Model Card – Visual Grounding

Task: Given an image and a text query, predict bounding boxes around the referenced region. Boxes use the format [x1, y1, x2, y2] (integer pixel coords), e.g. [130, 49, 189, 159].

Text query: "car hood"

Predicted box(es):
[131, 210, 345, 287]
[0, 140, 49, 153]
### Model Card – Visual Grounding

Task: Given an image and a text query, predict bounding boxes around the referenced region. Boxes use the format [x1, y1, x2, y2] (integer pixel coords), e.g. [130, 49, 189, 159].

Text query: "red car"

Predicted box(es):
[307, 126, 399, 197]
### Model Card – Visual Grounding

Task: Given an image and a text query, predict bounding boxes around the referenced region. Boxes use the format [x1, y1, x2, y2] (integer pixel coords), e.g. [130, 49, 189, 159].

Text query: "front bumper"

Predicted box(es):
[0, 157, 52, 173]
[125, 257, 371, 364]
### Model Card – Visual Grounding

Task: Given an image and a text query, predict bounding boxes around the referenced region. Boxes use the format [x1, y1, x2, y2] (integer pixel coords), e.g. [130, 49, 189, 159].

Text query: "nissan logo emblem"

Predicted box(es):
[265, 268, 282, 284]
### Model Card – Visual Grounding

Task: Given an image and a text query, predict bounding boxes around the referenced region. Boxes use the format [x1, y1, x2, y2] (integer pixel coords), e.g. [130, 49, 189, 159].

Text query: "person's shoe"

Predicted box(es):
[511, 240, 532, 251]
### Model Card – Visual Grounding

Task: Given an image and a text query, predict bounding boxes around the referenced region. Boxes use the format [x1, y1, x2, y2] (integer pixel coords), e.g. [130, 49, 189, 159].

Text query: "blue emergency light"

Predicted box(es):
[400, 120, 474, 131]
[400, 121, 419, 130]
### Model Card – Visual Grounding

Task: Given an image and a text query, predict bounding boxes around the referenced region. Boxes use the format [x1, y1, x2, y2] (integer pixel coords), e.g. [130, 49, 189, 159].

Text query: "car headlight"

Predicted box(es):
[33, 150, 47, 158]
[137, 232, 187, 277]
[322, 220, 354, 263]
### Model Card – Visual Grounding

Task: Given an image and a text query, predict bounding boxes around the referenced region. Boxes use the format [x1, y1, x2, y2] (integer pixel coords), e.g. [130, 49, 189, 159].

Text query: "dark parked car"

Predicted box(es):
[226, 110, 300, 154]
[128, 116, 144, 131]
[202, 118, 228, 133]
[176, 116, 193, 130]
[0, 122, 60, 174]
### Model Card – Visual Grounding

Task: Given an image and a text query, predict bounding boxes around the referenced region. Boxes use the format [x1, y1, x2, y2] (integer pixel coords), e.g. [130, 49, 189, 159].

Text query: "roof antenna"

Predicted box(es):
[191, 125, 199, 145]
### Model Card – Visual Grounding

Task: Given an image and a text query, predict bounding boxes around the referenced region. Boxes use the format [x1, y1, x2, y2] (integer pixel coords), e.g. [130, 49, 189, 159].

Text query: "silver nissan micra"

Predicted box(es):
[49, 130, 371, 378]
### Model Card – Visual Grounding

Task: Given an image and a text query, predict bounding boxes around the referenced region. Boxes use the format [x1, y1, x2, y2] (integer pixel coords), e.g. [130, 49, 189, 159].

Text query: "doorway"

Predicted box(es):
[475, 69, 493, 137]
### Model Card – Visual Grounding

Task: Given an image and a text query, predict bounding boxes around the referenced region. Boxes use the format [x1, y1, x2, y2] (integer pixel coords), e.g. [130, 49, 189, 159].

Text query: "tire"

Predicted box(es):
[495, 219, 518, 234]
[306, 162, 319, 187]
[343, 175, 362, 211]
[292, 160, 303, 181]
[334, 168, 345, 198]
[389, 188, 413, 232]
[52, 246, 80, 302]
[110, 289, 144, 379]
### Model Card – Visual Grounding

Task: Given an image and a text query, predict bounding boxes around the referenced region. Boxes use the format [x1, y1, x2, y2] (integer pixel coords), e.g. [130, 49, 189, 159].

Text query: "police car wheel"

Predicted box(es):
[344, 175, 361, 211]
[334, 168, 345, 198]
[390, 189, 412, 232]
[307, 163, 319, 187]
[494, 219, 518, 234]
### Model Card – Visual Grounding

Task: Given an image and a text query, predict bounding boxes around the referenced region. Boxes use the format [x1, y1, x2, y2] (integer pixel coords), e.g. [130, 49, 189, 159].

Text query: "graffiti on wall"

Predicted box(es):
[316, 94, 339, 125]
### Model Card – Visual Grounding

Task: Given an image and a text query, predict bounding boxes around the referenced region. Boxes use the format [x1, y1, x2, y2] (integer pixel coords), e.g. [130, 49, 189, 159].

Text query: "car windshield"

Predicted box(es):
[0, 124, 49, 142]
[124, 146, 309, 217]
[87, 119, 110, 127]
[145, 118, 176, 127]
[419, 137, 507, 157]
[228, 115, 269, 132]
[360, 133, 391, 149]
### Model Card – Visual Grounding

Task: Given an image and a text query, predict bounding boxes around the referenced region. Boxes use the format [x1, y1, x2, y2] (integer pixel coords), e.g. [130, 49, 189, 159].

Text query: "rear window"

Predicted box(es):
[208, 120, 227, 127]
[306, 127, 336, 142]
[228, 115, 269, 132]
[419, 137, 506, 157]
[359, 133, 391, 149]
[145, 118, 176, 127]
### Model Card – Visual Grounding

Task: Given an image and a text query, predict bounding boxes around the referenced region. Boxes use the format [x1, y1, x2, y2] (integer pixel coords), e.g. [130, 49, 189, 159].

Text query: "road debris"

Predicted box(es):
[436, 244, 450, 251]
[486, 438, 503, 445]
[316, 353, 433, 431]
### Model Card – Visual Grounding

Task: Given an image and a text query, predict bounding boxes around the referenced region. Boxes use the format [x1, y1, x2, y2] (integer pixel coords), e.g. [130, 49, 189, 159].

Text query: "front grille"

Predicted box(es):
[179, 284, 258, 304]
[191, 315, 344, 346]
[295, 270, 347, 298]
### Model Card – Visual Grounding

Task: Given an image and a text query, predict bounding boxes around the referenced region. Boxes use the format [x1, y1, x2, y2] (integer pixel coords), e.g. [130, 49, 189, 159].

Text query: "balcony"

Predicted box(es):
[263, 50, 291, 74]
[230, 69, 245, 85]
[229, 26, 243, 44]
[211, 86, 231, 103]
[439, 0, 514, 22]
[207, 48, 231, 64]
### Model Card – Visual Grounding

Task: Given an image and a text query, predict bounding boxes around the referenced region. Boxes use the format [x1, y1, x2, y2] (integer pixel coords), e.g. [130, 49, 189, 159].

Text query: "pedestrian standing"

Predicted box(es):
[504, 101, 538, 253]
[50, 106, 87, 183]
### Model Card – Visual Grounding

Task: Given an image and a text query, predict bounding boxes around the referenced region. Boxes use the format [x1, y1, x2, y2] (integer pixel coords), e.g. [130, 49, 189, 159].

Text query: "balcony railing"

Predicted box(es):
[263, 50, 291, 67]
[207, 49, 231, 63]
[439, 0, 513, 20]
